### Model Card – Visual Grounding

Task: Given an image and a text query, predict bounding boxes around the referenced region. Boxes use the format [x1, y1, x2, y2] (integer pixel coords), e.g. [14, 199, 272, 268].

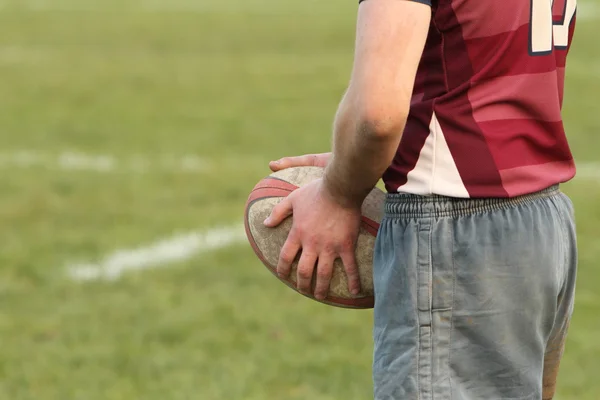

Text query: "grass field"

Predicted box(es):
[0, 0, 598, 399]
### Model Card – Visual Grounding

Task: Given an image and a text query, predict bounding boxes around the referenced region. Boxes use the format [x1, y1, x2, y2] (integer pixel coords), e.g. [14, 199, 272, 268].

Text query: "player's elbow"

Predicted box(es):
[355, 106, 408, 141]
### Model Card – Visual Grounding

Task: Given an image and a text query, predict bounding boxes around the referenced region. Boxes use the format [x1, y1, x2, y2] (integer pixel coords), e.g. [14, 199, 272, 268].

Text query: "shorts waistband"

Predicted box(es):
[384, 185, 560, 218]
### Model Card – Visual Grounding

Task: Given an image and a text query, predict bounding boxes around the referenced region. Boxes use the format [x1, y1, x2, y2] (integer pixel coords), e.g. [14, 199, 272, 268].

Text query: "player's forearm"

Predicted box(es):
[320, 0, 429, 209]
[323, 90, 406, 208]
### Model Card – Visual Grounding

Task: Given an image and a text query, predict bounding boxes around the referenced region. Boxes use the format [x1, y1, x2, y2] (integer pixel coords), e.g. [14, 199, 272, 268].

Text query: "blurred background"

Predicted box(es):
[0, 0, 597, 399]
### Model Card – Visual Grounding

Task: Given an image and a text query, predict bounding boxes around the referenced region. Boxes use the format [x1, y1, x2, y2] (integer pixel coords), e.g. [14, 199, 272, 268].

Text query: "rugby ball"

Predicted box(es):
[243, 166, 385, 309]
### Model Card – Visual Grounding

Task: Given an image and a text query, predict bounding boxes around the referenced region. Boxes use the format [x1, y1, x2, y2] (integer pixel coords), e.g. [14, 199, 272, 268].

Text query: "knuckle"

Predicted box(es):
[286, 230, 298, 243]
[279, 197, 292, 209]
[320, 242, 336, 255]
[341, 238, 355, 252]
[297, 268, 313, 280]
[344, 260, 358, 272]
[316, 269, 332, 280]
[280, 251, 295, 264]
[306, 236, 320, 248]
[343, 257, 358, 272]
[271, 205, 283, 217]
[288, 224, 301, 235]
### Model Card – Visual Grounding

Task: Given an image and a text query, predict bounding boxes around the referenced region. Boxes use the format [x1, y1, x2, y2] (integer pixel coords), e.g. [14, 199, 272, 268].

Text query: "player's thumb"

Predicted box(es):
[263, 198, 293, 227]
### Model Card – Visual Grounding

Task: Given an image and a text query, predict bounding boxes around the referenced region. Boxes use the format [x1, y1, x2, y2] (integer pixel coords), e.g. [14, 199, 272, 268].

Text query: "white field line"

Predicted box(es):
[574, 162, 600, 182]
[68, 224, 247, 281]
[62, 160, 600, 283]
[0, 150, 267, 173]
[0, 150, 599, 183]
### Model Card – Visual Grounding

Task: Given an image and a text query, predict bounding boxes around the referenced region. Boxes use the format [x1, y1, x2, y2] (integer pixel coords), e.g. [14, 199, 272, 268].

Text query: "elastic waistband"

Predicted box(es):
[384, 185, 560, 218]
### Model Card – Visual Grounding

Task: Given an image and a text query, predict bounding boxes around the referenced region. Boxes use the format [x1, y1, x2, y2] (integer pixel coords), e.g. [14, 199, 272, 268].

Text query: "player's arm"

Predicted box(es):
[264, 0, 431, 299]
[323, 0, 431, 208]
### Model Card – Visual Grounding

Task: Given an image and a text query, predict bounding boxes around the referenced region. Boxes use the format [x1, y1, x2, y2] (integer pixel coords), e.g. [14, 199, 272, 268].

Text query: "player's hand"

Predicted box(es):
[263, 178, 362, 300]
[269, 152, 331, 172]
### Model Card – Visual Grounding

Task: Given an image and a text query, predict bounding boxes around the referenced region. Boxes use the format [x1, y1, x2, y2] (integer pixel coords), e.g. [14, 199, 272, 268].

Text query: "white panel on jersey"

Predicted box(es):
[399, 112, 470, 197]
[430, 113, 470, 197]
[399, 128, 435, 195]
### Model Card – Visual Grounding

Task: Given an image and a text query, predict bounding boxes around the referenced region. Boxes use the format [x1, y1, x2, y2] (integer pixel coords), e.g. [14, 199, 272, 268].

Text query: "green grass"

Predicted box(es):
[0, 0, 597, 399]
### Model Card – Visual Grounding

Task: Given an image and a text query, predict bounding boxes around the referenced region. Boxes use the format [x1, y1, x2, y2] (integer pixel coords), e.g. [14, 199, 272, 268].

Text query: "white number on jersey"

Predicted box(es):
[530, 0, 577, 55]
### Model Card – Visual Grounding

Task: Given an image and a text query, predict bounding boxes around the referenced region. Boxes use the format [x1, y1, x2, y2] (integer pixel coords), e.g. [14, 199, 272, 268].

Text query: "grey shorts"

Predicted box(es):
[372, 185, 577, 400]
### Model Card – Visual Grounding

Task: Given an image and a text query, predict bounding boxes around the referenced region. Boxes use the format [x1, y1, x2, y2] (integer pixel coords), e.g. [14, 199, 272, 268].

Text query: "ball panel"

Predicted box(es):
[244, 166, 385, 309]
[244, 189, 290, 276]
[250, 177, 298, 194]
[246, 197, 290, 268]
[246, 196, 375, 308]
[270, 166, 324, 187]
[361, 216, 380, 237]
[361, 186, 386, 223]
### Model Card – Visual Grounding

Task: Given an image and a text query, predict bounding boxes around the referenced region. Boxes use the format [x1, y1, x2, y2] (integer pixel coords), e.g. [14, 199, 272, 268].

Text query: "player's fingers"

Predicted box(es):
[269, 155, 314, 171]
[313, 252, 335, 301]
[263, 197, 292, 227]
[296, 250, 318, 295]
[340, 249, 361, 296]
[269, 153, 329, 172]
[277, 232, 301, 279]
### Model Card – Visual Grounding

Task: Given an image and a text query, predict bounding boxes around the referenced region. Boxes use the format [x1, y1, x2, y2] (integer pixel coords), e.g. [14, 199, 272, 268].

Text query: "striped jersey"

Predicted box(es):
[361, 0, 578, 198]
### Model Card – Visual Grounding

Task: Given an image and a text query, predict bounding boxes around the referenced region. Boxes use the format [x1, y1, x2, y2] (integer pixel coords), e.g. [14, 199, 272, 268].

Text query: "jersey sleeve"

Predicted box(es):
[359, 0, 432, 6]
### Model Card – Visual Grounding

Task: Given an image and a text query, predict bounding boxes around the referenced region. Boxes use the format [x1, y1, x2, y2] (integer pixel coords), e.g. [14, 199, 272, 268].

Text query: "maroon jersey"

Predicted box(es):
[361, 0, 578, 197]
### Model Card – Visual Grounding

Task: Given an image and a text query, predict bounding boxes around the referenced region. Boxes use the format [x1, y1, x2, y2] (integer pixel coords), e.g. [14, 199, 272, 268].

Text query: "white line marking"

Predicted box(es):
[3, 151, 599, 183]
[62, 161, 600, 283]
[575, 162, 600, 182]
[0, 46, 48, 64]
[68, 224, 247, 281]
[0, 150, 266, 174]
[58, 152, 116, 172]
